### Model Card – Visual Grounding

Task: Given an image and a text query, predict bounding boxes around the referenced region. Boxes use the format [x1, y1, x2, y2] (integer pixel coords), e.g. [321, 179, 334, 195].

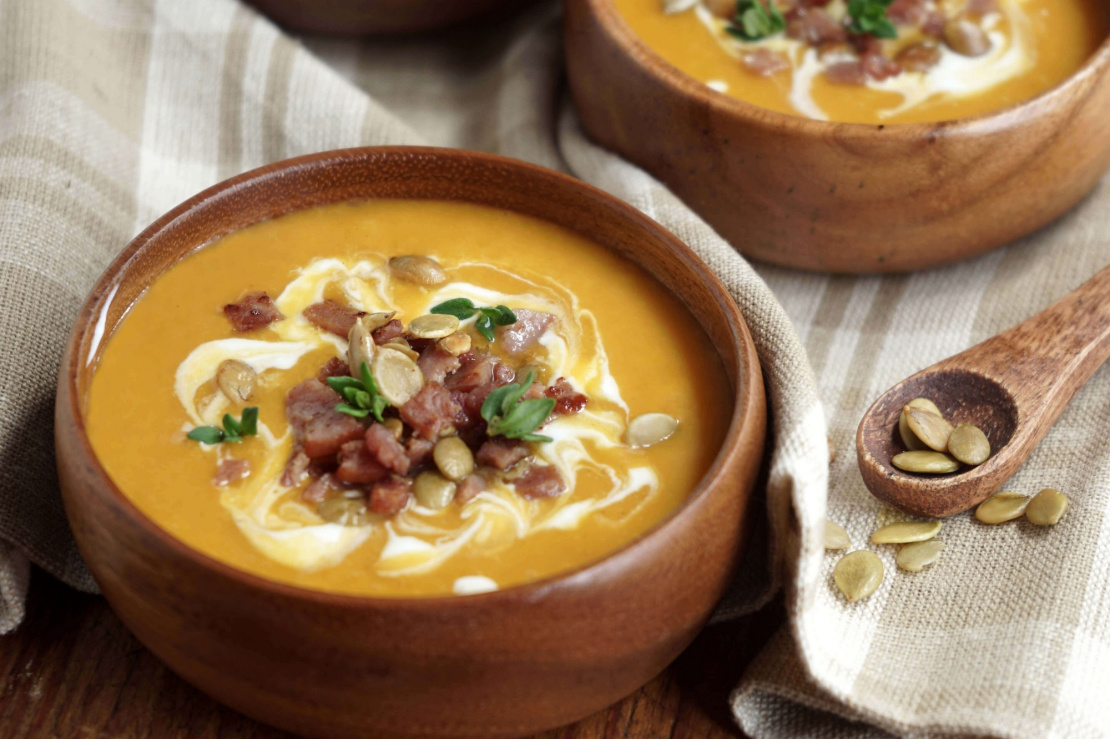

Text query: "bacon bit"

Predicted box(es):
[741, 48, 790, 77]
[825, 60, 868, 86]
[399, 382, 461, 441]
[336, 440, 389, 484]
[371, 319, 404, 345]
[786, 7, 848, 45]
[213, 459, 250, 487]
[921, 10, 947, 37]
[861, 50, 902, 81]
[476, 438, 531, 470]
[369, 477, 413, 516]
[303, 300, 365, 337]
[965, 0, 998, 16]
[514, 465, 566, 500]
[316, 356, 350, 382]
[285, 379, 365, 458]
[446, 354, 496, 393]
[887, 0, 928, 25]
[405, 437, 435, 468]
[281, 448, 311, 488]
[545, 378, 588, 415]
[364, 423, 410, 475]
[896, 42, 942, 72]
[303, 472, 348, 504]
[455, 474, 486, 505]
[522, 382, 546, 400]
[417, 343, 463, 384]
[496, 309, 556, 355]
[223, 292, 284, 332]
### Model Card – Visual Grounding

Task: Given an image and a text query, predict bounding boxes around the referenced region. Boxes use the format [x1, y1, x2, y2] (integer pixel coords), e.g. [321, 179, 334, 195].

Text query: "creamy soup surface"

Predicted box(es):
[615, 0, 1109, 123]
[86, 200, 732, 597]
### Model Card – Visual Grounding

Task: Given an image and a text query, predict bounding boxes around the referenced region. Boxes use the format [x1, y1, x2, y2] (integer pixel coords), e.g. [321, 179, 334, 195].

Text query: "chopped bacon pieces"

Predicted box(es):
[546, 378, 588, 415]
[446, 354, 496, 393]
[317, 356, 350, 382]
[369, 477, 412, 516]
[371, 319, 404, 345]
[285, 379, 365, 458]
[214, 459, 250, 487]
[514, 465, 566, 500]
[455, 474, 486, 505]
[303, 300, 366, 337]
[223, 292, 284, 332]
[400, 382, 461, 441]
[405, 437, 435, 469]
[336, 440, 389, 484]
[786, 7, 847, 45]
[741, 48, 790, 77]
[896, 42, 942, 73]
[496, 309, 555, 355]
[303, 472, 346, 504]
[417, 343, 463, 384]
[476, 438, 531, 471]
[364, 423, 411, 475]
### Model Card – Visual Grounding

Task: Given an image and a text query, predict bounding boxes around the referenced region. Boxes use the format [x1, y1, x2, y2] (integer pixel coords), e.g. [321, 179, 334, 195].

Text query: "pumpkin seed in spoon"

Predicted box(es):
[899, 398, 941, 450]
[904, 406, 953, 452]
[892, 450, 959, 474]
[948, 423, 990, 465]
[1025, 488, 1068, 526]
[896, 539, 945, 572]
[975, 491, 1028, 524]
[833, 551, 884, 602]
[871, 520, 941, 544]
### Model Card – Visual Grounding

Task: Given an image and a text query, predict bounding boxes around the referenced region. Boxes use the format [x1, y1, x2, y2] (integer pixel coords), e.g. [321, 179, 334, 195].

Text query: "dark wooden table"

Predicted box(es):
[0, 570, 780, 738]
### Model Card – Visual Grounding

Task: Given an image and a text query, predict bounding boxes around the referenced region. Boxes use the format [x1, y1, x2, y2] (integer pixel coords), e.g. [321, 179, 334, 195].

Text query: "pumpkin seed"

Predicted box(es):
[904, 406, 953, 452]
[833, 551, 884, 602]
[361, 311, 396, 332]
[891, 450, 959, 474]
[433, 436, 475, 482]
[414, 470, 457, 510]
[216, 359, 257, 403]
[389, 255, 446, 286]
[828, 437, 837, 464]
[947, 424, 990, 465]
[975, 491, 1028, 524]
[899, 398, 940, 450]
[409, 313, 460, 339]
[383, 417, 404, 440]
[383, 337, 420, 361]
[871, 520, 942, 544]
[317, 495, 372, 526]
[944, 17, 991, 57]
[824, 520, 850, 550]
[626, 413, 678, 448]
[372, 347, 424, 406]
[1026, 488, 1068, 526]
[347, 316, 378, 375]
[438, 332, 472, 357]
[896, 539, 945, 572]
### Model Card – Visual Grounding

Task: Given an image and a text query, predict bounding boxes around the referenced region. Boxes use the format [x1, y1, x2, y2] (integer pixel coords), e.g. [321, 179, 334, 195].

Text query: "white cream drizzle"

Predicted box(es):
[693, 0, 1036, 121]
[174, 255, 660, 581]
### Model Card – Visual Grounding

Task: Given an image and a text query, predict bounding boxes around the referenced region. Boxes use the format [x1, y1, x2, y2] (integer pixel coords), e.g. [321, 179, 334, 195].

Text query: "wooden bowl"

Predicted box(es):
[245, 0, 531, 35]
[565, 0, 1110, 273]
[55, 147, 766, 738]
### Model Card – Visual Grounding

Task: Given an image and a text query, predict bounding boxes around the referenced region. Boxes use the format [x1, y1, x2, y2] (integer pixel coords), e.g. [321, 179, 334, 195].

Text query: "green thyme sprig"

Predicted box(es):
[480, 370, 555, 443]
[431, 298, 517, 341]
[726, 0, 785, 42]
[327, 361, 389, 422]
[847, 0, 897, 38]
[187, 407, 259, 444]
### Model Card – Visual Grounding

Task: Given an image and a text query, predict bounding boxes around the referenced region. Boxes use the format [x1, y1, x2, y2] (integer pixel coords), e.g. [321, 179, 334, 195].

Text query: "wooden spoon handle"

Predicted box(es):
[941, 263, 1110, 421]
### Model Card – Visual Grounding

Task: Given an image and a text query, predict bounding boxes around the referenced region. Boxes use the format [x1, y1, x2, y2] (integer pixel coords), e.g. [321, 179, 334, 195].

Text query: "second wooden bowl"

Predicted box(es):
[565, 0, 1110, 273]
[55, 147, 766, 738]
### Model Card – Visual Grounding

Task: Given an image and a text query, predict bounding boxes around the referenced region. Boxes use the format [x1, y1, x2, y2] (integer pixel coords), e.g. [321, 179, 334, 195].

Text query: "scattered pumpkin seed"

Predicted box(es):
[896, 539, 945, 572]
[383, 337, 420, 362]
[626, 413, 679, 448]
[433, 436, 475, 482]
[216, 359, 257, 403]
[347, 316, 378, 376]
[898, 398, 941, 450]
[891, 450, 960, 474]
[383, 417, 404, 440]
[372, 347, 424, 406]
[833, 551, 884, 602]
[414, 470, 457, 509]
[824, 520, 850, 550]
[389, 255, 446, 286]
[1026, 488, 1068, 526]
[947, 424, 990, 465]
[975, 491, 1028, 524]
[438, 332, 472, 357]
[409, 313, 460, 339]
[361, 311, 396, 332]
[904, 406, 954, 452]
[871, 520, 942, 544]
[318, 494, 372, 526]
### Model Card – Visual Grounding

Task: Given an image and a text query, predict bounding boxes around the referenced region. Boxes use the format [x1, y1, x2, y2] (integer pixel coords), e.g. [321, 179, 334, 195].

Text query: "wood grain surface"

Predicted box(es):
[0, 570, 779, 738]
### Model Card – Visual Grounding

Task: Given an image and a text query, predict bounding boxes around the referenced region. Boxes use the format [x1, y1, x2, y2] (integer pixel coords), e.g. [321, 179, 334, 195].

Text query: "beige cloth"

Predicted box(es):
[1, 0, 1108, 736]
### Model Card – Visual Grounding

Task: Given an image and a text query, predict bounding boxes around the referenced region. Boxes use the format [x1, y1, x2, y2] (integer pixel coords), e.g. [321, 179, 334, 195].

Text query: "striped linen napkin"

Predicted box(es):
[2, 0, 1108, 736]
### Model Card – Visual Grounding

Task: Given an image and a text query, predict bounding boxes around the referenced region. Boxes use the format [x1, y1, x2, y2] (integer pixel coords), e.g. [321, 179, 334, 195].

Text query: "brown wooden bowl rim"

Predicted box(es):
[584, 0, 1110, 137]
[59, 145, 764, 612]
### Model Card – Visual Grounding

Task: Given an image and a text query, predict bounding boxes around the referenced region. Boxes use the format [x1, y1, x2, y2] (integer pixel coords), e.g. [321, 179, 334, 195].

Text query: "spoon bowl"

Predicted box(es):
[858, 266, 1110, 518]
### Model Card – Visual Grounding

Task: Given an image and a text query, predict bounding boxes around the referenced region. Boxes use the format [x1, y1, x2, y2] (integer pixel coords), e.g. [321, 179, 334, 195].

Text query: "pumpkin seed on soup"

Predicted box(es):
[409, 313, 460, 339]
[904, 406, 953, 452]
[892, 450, 959, 474]
[626, 413, 678, 448]
[216, 359, 257, 403]
[871, 520, 942, 544]
[388, 255, 446, 286]
[833, 551, 884, 602]
[899, 398, 941, 451]
[896, 539, 945, 572]
[824, 520, 850, 550]
[948, 424, 990, 465]
[1026, 488, 1068, 526]
[975, 491, 1028, 524]
[372, 347, 424, 406]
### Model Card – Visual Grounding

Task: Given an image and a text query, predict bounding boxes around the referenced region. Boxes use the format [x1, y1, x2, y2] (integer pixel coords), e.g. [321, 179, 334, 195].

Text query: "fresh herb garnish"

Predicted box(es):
[847, 0, 897, 39]
[725, 0, 785, 42]
[327, 361, 390, 421]
[430, 298, 517, 342]
[480, 370, 556, 443]
[187, 406, 259, 444]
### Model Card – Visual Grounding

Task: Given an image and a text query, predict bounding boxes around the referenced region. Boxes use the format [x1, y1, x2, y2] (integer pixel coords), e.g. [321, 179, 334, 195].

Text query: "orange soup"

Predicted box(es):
[614, 0, 1109, 123]
[85, 200, 732, 597]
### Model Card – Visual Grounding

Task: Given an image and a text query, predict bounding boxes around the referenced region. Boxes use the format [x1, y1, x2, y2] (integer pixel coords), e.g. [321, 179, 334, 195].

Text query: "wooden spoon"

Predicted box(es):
[857, 265, 1110, 518]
